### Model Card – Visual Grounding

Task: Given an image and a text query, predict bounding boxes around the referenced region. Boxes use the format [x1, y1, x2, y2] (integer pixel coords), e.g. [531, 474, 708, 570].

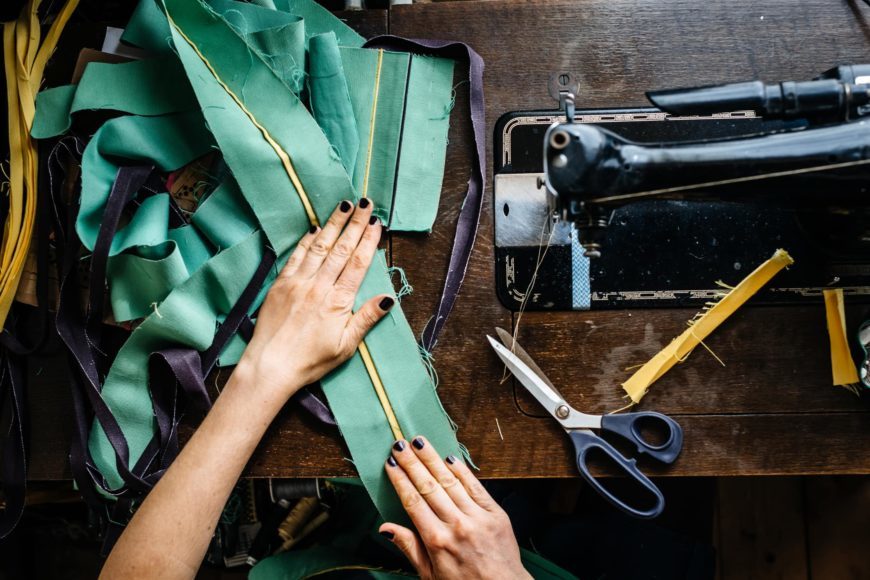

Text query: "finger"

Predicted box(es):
[392, 440, 462, 523]
[444, 453, 499, 512]
[334, 215, 381, 294]
[277, 225, 319, 280]
[408, 436, 478, 515]
[296, 200, 353, 278]
[316, 199, 374, 284]
[378, 524, 432, 576]
[342, 294, 394, 349]
[384, 454, 445, 534]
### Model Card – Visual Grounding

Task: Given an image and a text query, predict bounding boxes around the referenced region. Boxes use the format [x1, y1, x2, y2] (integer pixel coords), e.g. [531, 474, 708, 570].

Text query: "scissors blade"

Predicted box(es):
[494, 327, 563, 396]
[487, 334, 571, 421]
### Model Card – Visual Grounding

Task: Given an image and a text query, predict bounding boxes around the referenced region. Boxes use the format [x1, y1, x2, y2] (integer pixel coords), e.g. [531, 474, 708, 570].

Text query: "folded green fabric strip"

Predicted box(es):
[31, 56, 196, 139]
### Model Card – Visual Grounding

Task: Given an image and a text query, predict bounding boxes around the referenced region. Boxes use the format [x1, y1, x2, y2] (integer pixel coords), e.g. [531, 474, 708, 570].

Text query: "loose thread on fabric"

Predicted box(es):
[387, 265, 413, 301]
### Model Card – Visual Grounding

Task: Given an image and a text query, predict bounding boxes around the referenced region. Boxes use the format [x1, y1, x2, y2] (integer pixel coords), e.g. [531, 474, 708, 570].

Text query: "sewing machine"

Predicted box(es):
[494, 65, 870, 311]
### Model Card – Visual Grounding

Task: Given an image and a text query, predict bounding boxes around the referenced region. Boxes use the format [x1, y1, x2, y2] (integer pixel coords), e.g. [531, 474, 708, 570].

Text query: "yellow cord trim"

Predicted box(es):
[622, 249, 794, 404]
[360, 49, 384, 199]
[1, 0, 79, 327]
[823, 288, 859, 389]
[166, 12, 403, 439]
[359, 340, 404, 440]
[166, 15, 320, 227]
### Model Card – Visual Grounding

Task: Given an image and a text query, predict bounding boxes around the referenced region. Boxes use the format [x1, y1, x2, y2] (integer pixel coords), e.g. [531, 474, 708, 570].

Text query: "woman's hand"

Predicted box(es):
[238, 199, 393, 406]
[380, 436, 532, 580]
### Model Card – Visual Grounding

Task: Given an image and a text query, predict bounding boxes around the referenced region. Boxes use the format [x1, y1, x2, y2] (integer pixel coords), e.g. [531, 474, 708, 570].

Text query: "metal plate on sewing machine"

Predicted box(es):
[494, 108, 870, 311]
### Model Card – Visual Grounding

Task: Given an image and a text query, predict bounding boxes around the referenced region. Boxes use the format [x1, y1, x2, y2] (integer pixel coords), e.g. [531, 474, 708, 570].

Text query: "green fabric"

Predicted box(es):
[207, 0, 307, 93]
[166, 0, 355, 255]
[33, 0, 461, 523]
[30, 56, 196, 139]
[272, 0, 365, 48]
[90, 231, 267, 485]
[340, 47, 408, 222]
[107, 240, 192, 322]
[390, 57, 454, 232]
[321, 251, 461, 526]
[76, 112, 215, 255]
[309, 32, 359, 176]
[191, 175, 258, 251]
[122, 0, 173, 54]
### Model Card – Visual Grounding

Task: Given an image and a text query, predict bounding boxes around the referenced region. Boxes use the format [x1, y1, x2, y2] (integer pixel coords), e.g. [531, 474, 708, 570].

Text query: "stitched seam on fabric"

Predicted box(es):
[358, 340, 403, 440]
[361, 49, 383, 199]
[386, 56, 412, 227]
[166, 14, 320, 226]
[166, 15, 405, 440]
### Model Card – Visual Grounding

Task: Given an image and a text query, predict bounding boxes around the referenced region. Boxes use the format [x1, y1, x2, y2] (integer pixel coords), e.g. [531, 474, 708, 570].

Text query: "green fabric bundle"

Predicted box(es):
[32, 0, 460, 525]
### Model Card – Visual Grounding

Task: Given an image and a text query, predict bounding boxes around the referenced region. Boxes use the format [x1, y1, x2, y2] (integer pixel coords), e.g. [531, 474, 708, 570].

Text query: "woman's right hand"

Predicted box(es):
[379, 436, 532, 580]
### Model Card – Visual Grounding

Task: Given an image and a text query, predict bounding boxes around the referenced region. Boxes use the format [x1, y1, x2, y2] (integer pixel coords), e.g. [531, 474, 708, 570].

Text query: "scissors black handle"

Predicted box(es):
[569, 430, 666, 519]
[599, 411, 683, 464]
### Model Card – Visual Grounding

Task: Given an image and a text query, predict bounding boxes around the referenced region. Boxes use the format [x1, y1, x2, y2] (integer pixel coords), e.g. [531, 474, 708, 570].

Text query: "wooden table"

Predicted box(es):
[25, 0, 870, 481]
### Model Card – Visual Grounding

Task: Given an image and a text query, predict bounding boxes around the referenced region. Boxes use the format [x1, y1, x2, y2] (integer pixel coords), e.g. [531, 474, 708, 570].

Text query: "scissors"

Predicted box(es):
[487, 327, 683, 519]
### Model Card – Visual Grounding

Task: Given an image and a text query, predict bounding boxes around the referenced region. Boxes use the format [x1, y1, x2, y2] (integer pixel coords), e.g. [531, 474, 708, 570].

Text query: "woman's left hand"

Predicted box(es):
[238, 199, 394, 407]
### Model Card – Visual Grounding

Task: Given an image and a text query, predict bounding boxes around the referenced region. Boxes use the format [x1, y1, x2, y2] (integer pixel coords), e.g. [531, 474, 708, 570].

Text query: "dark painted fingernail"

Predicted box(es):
[412, 437, 425, 450]
[393, 440, 406, 452]
[308, 225, 318, 234]
[387, 455, 398, 467]
[369, 215, 379, 225]
[445, 455, 456, 464]
[340, 200, 352, 213]
[380, 530, 395, 540]
[359, 197, 371, 209]
[379, 296, 395, 311]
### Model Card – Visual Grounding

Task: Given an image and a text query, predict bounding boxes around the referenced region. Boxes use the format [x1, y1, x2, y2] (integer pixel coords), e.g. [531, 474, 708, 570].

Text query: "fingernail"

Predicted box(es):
[380, 530, 395, 540]
[445, 455, 456, 464]
[387, 455, 398, 467]
[412, 437, 425, 450]
[340, 200, 352, 213]
[369, 215, 379, 226]
[359, 197, 371, 209]
[379, 296, 395, 311]
[393, 440, 406, 452]
[308, 225, 318, 234]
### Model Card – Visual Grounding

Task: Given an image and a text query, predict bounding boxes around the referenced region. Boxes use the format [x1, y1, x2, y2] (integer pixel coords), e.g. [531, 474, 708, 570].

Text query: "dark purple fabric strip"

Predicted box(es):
[363, 36, 486, 352]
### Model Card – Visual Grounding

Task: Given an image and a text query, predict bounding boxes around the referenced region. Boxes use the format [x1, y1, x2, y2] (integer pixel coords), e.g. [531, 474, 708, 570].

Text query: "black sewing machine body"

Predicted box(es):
[493, 108, 870, 311]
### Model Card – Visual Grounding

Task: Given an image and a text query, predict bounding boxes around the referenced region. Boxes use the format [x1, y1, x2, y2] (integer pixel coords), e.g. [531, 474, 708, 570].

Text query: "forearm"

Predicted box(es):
[100, 360, 296, 580]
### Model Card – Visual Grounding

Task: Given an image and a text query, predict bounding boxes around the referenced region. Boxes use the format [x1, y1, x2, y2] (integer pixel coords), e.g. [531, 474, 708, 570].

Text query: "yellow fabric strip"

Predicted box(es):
[166, 15, 404, 440]
[823, 288, 859, 388]
[360, 49, 383, 199]
[622, 248, 795, 404]
[0, 0, 79, 328]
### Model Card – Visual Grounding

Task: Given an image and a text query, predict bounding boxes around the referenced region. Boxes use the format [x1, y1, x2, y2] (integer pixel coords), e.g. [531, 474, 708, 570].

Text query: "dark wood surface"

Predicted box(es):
[25, 0, 870, 481]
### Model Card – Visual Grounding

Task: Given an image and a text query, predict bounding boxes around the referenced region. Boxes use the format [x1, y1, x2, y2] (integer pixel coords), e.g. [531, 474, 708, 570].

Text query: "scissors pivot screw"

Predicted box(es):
[555, 405, 570, 419]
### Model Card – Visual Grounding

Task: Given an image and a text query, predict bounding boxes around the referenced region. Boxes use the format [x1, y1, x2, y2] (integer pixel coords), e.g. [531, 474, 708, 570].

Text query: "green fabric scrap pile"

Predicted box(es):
[32, 0, 460, 525]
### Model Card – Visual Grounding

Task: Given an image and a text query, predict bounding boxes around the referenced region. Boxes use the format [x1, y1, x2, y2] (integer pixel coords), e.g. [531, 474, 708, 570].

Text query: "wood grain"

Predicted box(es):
[19, 0, 870, 481]
[805, 476, 870, 580]
[386, 0, 870, 479]
[716, 477, 808, 580]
